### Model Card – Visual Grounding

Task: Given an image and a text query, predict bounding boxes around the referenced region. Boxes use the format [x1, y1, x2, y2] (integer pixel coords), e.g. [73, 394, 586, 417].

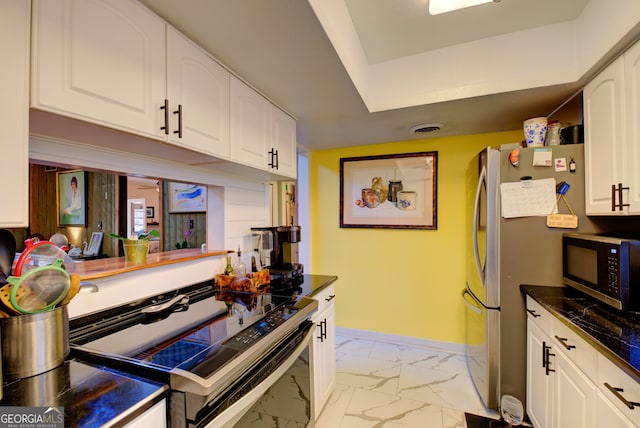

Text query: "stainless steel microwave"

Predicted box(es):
[562, 233, 640, 311]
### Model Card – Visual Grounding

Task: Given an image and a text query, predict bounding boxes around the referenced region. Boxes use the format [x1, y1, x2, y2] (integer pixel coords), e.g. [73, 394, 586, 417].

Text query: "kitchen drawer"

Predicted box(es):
[310, 283, 335, 313]
[526, 296, 553, 332]
[551, 317, 598, 383]
[597, 353, 640, 422]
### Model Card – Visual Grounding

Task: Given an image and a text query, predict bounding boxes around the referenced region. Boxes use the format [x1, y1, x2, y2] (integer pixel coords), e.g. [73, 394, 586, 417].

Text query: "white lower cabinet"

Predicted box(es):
[553, 351, 595, 428]
[310, 283, 336, 420]
[526, 296, 640, 428]
[596, 390, 637, 428]
[123, 399, 166, 428]
[526, 318, 553, 428]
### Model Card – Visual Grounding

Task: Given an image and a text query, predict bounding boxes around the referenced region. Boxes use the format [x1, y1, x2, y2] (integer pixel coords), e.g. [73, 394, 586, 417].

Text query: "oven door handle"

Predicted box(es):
[205, 324, 316, 428]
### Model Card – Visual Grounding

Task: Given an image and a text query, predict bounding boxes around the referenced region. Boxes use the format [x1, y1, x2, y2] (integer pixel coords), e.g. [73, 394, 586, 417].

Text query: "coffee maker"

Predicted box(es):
[251, 226, 303, 288]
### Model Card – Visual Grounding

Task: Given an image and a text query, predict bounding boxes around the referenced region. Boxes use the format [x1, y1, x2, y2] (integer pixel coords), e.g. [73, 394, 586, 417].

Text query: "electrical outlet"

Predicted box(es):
[98, 221, 103, 231]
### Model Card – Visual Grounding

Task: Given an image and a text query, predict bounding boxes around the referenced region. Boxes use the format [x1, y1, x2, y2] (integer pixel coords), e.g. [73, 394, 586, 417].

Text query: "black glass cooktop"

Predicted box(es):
[69, 279, 304, 381]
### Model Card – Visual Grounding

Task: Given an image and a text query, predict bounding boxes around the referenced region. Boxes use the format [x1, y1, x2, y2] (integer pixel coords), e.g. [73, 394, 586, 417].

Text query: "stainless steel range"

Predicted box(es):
[69, 279, 318, 427]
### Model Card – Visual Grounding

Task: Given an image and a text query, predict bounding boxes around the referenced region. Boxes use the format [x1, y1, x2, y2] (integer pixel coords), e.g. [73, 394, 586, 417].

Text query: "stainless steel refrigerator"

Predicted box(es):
[462, 144, 599, 411]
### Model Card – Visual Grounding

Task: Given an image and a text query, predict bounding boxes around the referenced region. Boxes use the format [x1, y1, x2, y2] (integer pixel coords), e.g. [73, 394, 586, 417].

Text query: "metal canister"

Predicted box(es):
[1, 305, 69, 380]
[388, 180, 403, 204]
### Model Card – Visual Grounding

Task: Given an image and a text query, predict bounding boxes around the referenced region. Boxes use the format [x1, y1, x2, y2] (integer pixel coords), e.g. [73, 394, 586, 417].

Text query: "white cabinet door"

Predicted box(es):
[554, 351, 596, 428]
[595, 390, 637, 428]
[622, 40, 640, 213]
[123, 400, 166, 428]
[166, 27, 230, 158]
[271, 106, 297, 179]
[0, 0, 29, 228]
[584, 55, 626, 214]
[553, 350, 596, 428]
[310, 284, 336, 420]
[584, 38, 640, 215]
[230, 76, 271, 170]
[526, 318, 553, 428]
[31, 0, 166, 140]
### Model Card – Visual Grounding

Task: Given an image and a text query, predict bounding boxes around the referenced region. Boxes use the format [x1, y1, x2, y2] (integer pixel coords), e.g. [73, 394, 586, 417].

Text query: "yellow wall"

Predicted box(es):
[309, 130, 522, 345]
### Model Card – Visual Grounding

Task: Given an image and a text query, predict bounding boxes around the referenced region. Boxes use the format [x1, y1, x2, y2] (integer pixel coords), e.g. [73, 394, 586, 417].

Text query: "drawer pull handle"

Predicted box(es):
[325, 294, 335, 302]
[317, 319, 327, 342]
[604, 382, 640, 410]
[526, 309, 541, 318]
[173, 104, 183, 138]
[543, 343, 555, 376]
[554, 335, 576, 351]
[160, 99, 169, 135]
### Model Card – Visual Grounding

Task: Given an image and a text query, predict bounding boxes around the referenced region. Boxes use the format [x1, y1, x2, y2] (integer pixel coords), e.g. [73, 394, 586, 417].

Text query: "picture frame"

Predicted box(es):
[146, 206, 155, 218]
[340, 152, 437, 229]
[57, 170, 88, 227]
[168, 182, 207, 213]
[85, 232, 103, 257]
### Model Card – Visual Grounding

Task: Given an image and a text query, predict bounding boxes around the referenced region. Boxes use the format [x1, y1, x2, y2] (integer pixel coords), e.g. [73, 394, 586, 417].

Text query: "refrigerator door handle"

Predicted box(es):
[465, 283, 500, 311]
[472, 166, 487, 285]
[462, 288, 483, 315]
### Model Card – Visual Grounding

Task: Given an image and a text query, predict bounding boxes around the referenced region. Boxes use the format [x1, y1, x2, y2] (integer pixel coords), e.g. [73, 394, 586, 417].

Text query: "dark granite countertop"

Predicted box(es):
[521, 284, 640, 383]
[1, 359, 167, 427]
[296, 274, 338, 298]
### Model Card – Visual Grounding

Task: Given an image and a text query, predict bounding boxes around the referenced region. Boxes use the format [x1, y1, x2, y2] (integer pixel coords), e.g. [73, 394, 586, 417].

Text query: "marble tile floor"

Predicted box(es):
[316, 334, 500, 428]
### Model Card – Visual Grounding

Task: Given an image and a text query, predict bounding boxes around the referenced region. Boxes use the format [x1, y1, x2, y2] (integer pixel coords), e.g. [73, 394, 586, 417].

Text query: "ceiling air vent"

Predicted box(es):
[409, 123, 443, 134]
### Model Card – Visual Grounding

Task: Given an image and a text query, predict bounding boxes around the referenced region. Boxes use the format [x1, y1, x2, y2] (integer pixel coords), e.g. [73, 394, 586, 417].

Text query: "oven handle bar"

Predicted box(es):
[198, 323, 316, 428]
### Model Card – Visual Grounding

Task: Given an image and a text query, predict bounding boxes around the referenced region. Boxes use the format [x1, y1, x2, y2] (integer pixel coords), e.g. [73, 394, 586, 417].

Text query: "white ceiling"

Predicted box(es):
[344, 0, 589, 64]
[139, 0, 640, 151]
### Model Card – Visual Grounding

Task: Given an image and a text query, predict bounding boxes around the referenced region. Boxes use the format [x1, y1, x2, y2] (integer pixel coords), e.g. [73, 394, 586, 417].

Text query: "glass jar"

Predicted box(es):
[546, 121, 561, 146]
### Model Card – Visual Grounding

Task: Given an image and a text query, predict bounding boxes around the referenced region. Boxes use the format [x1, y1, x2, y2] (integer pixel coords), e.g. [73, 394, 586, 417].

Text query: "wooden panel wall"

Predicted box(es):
[28, 165, 117, 256]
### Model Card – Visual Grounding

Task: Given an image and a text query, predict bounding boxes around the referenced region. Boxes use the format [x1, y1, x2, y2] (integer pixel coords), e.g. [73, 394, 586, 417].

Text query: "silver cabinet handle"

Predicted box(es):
[604, 382, 640, 410]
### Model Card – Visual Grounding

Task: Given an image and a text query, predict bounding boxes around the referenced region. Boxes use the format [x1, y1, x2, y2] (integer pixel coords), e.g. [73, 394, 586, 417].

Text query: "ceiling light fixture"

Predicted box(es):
[429, 0, 500, 15]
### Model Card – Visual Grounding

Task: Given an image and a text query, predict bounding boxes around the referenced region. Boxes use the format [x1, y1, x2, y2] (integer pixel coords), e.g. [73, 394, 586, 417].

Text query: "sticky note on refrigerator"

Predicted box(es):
[532, 148, 553, 166]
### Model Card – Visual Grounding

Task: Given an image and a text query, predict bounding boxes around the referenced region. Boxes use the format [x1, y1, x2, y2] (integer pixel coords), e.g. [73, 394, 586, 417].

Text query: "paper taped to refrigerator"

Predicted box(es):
[500, 178, 557, 218]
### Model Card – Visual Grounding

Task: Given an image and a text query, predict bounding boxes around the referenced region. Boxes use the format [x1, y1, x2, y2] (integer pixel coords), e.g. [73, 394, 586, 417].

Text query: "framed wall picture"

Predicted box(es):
[146, 206, 155, 218]
[57, 170, 88, 227]
[340, 152, 438, 229]
[85, 232, 103, 257]
[168, 182, 207, 213]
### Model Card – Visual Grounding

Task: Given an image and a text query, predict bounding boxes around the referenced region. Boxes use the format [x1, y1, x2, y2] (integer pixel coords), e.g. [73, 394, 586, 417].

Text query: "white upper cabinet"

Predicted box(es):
[31, 0, 167, 140]
[230, 76, 271, 170]
[0, 0, 29, 227]
[166, 27, 230, 158]
[584, 39, 640, 215]
[31, 0, 294, 178]
[271, 105, 297, 178]
[231, 76, 297, 179]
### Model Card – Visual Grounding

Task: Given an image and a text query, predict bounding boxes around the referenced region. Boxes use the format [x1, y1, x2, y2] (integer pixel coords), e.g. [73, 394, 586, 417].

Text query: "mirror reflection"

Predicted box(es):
[19, 163, 206, 259]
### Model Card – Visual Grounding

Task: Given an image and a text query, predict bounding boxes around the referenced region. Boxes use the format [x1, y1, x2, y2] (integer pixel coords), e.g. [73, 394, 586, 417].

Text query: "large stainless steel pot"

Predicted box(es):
[1, 305, 69, 380]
